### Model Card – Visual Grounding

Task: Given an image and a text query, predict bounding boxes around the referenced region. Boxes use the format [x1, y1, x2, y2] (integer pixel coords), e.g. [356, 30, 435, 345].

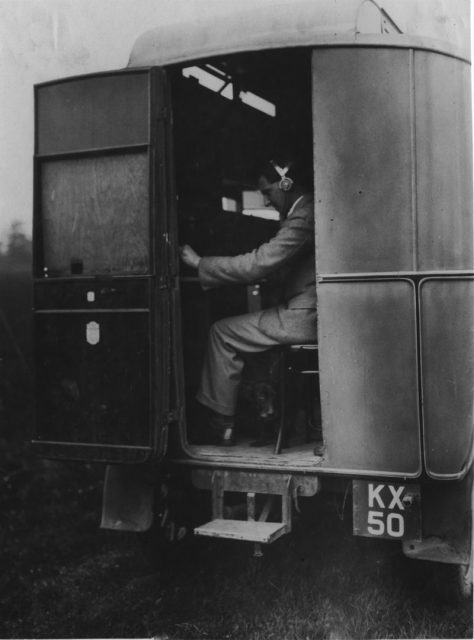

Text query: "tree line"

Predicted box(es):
[0, 222, 32, 272]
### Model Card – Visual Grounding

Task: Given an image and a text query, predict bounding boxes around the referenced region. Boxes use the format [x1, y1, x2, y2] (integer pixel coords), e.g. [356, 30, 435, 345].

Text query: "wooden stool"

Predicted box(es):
[274, 344, 319, 454]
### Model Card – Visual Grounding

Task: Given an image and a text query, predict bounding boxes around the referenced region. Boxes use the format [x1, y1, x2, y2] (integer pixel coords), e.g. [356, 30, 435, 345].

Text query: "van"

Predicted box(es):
[31, 1, 473, 601]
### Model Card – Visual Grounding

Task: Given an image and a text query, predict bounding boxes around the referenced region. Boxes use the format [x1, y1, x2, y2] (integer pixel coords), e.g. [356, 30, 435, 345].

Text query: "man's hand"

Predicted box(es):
[179, 244, 201, 269]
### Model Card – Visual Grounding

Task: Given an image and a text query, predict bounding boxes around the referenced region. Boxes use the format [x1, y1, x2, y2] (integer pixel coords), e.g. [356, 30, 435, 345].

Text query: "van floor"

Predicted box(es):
[185, 439, 324, 469]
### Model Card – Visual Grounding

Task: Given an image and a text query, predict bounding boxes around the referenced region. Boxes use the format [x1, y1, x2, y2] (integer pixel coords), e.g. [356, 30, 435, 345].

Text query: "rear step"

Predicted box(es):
[193, 469, 320, 547]
[195, 519, 287, 543]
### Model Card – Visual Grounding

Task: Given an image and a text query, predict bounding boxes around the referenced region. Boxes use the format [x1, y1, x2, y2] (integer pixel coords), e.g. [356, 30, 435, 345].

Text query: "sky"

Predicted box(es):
[0, 0, 470, 246]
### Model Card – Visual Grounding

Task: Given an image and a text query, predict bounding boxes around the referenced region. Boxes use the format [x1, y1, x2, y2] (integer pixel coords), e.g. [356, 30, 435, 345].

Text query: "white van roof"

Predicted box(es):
[128, 1, 468, 68]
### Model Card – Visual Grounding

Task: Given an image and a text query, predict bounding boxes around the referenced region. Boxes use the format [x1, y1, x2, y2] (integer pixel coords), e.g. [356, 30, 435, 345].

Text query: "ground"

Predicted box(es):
[1, 419, 472, 639]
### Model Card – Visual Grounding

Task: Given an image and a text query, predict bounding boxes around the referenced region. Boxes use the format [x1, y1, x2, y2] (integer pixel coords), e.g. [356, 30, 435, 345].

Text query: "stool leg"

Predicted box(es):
[274, 352, 286, 454]
[305, 375, 313, 442]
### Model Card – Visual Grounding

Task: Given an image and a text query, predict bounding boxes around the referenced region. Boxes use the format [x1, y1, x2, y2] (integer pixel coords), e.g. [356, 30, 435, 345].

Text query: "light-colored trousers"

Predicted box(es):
[196, 305, 317, 416]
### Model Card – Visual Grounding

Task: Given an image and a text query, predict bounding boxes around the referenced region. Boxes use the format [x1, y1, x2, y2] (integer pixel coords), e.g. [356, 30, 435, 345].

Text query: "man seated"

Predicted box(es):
[179, 156, 317, 446]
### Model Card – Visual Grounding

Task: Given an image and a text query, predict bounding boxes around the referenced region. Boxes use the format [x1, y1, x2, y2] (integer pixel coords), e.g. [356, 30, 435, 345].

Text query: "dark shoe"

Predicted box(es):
[209, 412, 236, 447]
[250, 435, 274, 447]
[215, 427, 236, 447]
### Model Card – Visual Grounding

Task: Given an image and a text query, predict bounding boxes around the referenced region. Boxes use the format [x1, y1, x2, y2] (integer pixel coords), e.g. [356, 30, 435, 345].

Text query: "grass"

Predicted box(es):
[0, 271, 472, 639]
[0, 427, 472, 639]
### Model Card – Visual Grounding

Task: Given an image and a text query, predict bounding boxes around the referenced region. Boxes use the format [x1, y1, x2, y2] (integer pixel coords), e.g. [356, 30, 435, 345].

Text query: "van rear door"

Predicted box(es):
[32, 68, 173, 464]
[312, 47, 421, 477]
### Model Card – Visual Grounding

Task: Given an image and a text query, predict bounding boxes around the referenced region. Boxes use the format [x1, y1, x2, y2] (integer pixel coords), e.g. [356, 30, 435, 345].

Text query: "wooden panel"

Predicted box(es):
[41, 153, 149, 276]
[37, 72, 150, 154]
[312, 48, 413, 274]
[415, 52, 473, 271]
[318, 280, 420, 475]
[420, 279, 474, 478]
[35, 311, 150, 446]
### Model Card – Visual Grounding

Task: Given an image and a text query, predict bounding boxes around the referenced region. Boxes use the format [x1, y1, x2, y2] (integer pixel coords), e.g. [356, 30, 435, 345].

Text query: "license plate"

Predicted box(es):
[352, 480, 421, 541]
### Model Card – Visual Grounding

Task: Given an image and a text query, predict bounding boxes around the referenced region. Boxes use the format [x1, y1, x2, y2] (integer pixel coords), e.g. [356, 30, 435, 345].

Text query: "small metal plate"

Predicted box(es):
[353, 480, 421, 541]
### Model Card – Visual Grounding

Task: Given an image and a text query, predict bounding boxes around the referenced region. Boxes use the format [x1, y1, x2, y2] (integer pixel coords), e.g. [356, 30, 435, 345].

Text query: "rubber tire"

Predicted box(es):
[432, 556, 473, 604]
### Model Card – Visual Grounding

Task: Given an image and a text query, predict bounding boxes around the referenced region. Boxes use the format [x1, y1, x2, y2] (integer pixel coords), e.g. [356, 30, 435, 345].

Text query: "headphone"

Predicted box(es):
[270, 160, 294, 192]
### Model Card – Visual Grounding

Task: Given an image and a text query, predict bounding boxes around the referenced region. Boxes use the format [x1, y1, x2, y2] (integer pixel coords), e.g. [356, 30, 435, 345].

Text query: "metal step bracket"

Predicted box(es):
[193, 470, 319, 545]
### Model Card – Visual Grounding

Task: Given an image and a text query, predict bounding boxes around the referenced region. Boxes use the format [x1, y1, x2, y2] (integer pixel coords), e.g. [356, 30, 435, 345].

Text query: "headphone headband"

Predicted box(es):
[270, 160, 294, 192]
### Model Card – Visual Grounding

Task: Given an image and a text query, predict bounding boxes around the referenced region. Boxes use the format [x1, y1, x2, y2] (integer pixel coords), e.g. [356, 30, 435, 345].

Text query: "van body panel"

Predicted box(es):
[318, 280, 420, 475]
[39, 153, 150, 276]
[415, 52, 473, 271]
[36, 72, 150, 155]
[128, 4, 468, 69]
[313, 48, 414, 274]
[312, 47, 473, 277]
[420, 278, 474, 479]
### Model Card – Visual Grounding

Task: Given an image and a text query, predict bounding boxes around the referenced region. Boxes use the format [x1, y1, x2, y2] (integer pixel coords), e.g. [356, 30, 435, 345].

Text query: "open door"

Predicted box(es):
[32, 68, 173, 463]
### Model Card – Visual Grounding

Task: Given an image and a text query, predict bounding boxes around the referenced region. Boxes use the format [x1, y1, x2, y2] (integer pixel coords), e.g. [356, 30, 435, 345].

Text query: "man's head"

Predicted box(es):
[257, 157, 312, 217]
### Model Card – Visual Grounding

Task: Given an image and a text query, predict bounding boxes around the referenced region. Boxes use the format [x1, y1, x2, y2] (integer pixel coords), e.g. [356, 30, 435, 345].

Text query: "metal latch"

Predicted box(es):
[163, 409, 179, 423]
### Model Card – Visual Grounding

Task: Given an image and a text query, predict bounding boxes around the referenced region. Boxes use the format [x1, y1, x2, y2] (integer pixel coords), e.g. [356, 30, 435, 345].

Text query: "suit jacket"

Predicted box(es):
[198, 194, 316, 309]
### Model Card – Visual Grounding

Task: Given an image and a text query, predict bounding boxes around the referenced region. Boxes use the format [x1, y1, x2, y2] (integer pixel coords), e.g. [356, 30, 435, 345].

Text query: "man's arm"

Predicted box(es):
[198, 202, 314, 290]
